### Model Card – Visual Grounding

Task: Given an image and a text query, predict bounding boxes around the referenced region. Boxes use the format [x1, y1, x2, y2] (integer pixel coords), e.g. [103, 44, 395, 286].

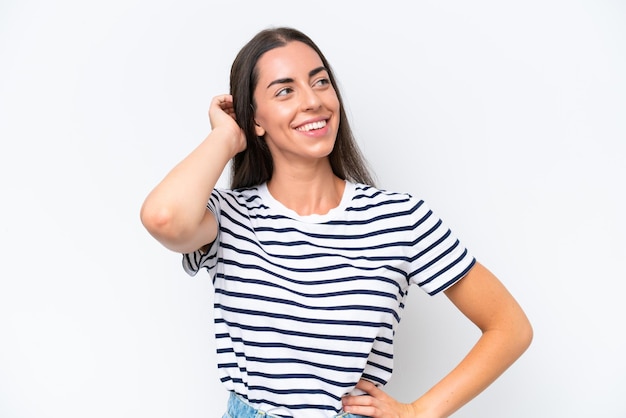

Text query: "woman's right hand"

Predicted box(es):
[208, 94, 247, 156]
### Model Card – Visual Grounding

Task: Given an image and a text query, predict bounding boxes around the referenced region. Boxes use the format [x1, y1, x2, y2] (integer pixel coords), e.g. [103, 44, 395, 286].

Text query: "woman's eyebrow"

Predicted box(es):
[309, 66, 328, 78]
[267, 77, 293, 88]
[266, 66, 329, 89]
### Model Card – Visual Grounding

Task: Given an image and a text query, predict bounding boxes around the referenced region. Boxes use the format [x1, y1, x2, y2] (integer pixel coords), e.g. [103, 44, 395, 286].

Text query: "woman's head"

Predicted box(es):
[229, 27, 374, 189]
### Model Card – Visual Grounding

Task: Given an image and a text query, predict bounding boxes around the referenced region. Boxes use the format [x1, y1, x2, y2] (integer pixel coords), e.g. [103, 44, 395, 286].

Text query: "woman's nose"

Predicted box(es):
[300, 87, 322, 111]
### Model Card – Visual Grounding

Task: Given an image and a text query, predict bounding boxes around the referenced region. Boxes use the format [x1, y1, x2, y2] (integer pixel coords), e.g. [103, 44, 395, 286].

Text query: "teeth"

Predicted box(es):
[296, 120, 326, 132]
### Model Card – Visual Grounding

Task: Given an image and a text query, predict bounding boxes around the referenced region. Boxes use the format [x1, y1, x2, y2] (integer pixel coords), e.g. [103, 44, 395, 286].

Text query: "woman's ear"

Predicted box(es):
[254, 121, 265, 137]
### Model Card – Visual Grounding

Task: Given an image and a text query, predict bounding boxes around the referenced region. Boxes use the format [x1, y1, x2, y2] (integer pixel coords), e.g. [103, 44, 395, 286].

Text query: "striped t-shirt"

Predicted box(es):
[183, 181, 475, 417]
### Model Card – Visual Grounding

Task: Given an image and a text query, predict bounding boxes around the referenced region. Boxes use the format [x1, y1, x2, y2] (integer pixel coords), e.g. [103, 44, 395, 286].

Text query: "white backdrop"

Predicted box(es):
[1, 1, 625, 417]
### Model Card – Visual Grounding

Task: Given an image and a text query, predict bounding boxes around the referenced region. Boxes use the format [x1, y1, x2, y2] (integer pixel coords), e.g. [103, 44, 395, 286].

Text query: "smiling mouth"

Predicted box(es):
[296, 120, 327, 132]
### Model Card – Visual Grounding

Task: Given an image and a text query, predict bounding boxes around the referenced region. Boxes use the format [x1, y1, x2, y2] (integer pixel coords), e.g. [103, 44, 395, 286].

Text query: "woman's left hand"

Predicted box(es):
[341, 379, 416, 418]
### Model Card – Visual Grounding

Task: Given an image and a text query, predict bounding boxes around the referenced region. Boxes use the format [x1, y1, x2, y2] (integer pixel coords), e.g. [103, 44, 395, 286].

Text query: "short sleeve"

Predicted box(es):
[182, 190, 221, 277]
[407, 198, 476, 295]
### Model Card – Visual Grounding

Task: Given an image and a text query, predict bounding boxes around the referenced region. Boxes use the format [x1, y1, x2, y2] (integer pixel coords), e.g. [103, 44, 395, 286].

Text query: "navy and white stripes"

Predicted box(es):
[183, 182, 475, 417]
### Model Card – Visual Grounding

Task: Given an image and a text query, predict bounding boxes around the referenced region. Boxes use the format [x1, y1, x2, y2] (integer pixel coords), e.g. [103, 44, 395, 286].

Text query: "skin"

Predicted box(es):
[252, 41, 346, 215]
[140, 40, 533, 417]
[341, 262, 533, 417]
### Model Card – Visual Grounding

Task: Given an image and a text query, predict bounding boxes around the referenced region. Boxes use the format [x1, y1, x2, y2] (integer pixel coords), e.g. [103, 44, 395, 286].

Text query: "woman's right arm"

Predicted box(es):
[140, 95, 246, 253]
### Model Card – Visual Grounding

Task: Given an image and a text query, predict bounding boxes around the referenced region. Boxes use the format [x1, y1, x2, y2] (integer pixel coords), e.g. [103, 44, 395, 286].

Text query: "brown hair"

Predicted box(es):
[229, 27, 375, 189]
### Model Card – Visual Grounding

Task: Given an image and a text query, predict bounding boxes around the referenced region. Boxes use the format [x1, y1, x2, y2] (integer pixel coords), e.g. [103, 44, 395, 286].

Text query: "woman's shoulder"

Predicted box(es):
[349, 182, 427, 215]
[209, 184, 267, 213]
[352, 182, 419, 202]
[213, 184, 263, 199]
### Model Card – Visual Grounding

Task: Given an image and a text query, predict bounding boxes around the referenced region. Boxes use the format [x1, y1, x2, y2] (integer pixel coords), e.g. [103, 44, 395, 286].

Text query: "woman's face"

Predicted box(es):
[252, 41, 340, 168]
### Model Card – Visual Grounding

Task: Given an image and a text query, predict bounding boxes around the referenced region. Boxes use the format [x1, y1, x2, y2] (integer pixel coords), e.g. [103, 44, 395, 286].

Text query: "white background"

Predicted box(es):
[1, 1, 625, 417]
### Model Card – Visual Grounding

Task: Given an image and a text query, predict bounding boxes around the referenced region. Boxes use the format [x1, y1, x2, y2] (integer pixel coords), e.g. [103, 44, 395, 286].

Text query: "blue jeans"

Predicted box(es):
[223, 392, 369, 418]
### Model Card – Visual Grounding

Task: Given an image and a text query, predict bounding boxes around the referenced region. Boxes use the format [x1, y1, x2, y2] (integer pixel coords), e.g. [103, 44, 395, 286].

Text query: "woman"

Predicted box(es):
[140, 27, 532, 418]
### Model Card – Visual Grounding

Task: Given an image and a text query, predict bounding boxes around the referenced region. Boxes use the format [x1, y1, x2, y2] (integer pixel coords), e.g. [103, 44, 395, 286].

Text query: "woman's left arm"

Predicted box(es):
[342, 262, 533, 417]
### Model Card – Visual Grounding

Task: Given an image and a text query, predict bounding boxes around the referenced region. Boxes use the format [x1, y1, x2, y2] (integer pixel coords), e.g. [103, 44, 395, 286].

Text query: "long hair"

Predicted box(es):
[229, 27, 375, 189]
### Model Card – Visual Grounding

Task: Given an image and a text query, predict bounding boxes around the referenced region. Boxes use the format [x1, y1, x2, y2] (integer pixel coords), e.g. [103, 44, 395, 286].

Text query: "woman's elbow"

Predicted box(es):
[507, 308, 533, 358]
[518, 314, 534, 353]
[140, 201, 183, 243]
[140, 200, 215, 253]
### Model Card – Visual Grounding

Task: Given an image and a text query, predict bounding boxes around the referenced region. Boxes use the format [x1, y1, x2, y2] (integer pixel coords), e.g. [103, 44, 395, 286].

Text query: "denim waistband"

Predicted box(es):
[224, 392, 369, 418]
[225, 392, 281, 417]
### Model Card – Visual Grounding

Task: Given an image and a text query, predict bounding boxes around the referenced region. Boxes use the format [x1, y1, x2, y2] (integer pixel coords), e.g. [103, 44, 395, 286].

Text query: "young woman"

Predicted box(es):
[140, 27, 532, 418]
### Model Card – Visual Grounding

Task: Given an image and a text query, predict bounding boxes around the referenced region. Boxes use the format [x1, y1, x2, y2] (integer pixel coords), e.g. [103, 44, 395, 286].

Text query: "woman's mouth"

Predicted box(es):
[296, 120, 327, 132]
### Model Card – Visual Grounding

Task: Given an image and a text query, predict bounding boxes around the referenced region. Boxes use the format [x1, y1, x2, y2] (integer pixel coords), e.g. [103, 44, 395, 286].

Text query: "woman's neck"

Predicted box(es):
[267, 165, 345, 216]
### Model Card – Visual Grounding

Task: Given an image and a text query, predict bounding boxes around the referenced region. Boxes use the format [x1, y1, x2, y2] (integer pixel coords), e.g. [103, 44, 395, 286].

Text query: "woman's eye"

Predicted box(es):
[276, 87, 292, 97]
[314, 78, 330, 87]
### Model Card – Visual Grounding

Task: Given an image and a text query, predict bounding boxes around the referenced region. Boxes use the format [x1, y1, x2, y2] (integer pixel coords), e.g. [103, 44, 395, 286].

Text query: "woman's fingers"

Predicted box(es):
[209, 94, 237, 128]
[342, 380, 416, 418]
[216, 95, 235, 117]
[356, 378, 383, 395]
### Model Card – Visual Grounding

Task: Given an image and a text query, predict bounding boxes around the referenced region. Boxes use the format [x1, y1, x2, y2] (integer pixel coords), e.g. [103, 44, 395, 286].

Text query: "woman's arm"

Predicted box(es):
[140, 95, 246, 253]
[342, 262, 533, 417]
